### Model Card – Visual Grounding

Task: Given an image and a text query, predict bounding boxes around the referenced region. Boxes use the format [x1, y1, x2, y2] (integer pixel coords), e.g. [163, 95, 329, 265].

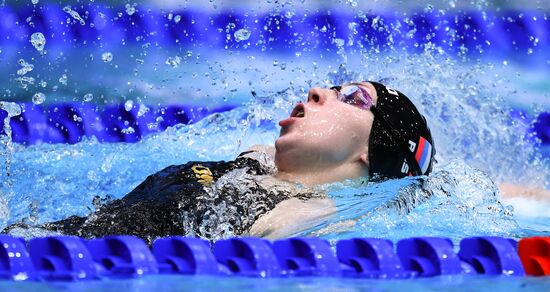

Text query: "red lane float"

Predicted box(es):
[518, 237, 550, 276]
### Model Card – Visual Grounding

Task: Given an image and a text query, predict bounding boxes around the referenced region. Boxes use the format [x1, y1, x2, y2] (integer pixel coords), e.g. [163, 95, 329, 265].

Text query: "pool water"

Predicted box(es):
[0, 0, 549, 289]
[1, 274, 550, 292]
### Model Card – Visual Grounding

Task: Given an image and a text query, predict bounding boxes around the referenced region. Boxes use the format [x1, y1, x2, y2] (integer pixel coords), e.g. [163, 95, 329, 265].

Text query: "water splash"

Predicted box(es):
[165, 56, 181, 68]
[0, 102, 22, 222]
[124, 100, 134, 111]
[16, 59, 33, 76]
[63, 6, 86, 26]
[101, 52, 113, 63]
[83, 93, 93, 102]
[234, 29, 251, 42]
[125, 3, 137, 16]
[32, 92, 45, 105]
[29, 32, 45, 52]
[58, 73, 68, 85]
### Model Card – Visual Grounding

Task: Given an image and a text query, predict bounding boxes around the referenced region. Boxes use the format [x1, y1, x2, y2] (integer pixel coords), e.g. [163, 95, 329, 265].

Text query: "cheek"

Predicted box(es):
[303, 110, 366, 148]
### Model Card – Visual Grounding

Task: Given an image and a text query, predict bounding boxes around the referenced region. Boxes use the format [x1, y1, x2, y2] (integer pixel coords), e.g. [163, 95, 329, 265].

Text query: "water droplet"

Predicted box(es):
[63, 6, 86, 26]
[424, 4, 434, 13]
[137, 103, 149, 117]
[225, 22, 236, 33]
[174, 15, 181, 24]
[83, 93, 93, 102]
[332, 38, 345, 47]
[15, 76, 35, 89]
[102, 52, 113, 63]
[234, 28, 251, 42]
[16, 59, 33, 76]
[124, 100, 134, 111]
[31, 0, 39, 5]
[346, 0, 358, 7]
[59, 73, 68, 85]
[125, 3, 136, 16]
[32, 92, 45, 105]
[121, 126, 135, 134]
[165, 56, 181, 68]
[0, 102, 21, 118]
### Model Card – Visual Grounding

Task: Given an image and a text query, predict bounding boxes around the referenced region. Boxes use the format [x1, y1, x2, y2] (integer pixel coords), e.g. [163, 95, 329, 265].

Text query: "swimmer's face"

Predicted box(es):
[275, 82, 378, 173]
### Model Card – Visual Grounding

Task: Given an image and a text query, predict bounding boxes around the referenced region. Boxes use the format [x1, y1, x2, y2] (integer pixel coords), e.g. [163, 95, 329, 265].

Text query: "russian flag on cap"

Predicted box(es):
[414, 136, 433, 174]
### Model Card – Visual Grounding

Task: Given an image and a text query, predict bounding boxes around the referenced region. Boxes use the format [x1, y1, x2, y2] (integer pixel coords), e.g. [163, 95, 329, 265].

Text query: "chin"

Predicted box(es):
[274, 134, 291, 151]
[274, 138, 296, 171]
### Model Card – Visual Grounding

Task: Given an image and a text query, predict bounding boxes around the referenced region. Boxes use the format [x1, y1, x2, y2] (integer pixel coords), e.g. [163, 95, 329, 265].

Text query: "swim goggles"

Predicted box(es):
[330, 84, 374, 111]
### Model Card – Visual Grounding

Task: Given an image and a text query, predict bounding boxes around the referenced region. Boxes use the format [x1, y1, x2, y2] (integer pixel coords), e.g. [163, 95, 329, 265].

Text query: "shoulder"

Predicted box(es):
[236, 144, 277, 174]
[240, 144, 276, 158]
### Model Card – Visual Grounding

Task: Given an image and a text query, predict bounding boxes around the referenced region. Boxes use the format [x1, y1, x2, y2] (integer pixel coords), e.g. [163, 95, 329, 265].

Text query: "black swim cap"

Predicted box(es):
[367, 81, 436, 180]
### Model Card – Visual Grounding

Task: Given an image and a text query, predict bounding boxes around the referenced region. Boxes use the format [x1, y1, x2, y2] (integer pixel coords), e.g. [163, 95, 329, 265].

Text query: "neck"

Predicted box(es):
[274, 161, 369, 186]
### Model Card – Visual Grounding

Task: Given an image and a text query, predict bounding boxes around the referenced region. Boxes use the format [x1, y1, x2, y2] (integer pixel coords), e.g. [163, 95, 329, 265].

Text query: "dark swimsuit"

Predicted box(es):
[4, 151, 320, 244]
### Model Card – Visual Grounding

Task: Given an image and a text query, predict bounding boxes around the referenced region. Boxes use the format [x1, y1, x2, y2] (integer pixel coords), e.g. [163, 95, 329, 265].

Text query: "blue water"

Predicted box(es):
[1, 274, 550, 292]
[1, 0, 550, 289]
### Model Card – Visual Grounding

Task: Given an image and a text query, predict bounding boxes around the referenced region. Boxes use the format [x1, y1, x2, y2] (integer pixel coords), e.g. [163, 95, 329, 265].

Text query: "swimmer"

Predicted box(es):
[3, 81, 541, 243]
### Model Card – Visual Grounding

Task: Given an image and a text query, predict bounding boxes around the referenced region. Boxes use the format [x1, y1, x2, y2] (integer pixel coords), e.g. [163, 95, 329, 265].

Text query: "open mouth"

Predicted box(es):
[290, 103, 305, 118]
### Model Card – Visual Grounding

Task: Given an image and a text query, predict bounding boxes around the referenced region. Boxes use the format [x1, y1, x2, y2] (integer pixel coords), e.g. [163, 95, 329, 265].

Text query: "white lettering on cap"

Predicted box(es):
[386, 86, 399, 96]
[401, 161, 409, 173]
[408, 140, 416, 152]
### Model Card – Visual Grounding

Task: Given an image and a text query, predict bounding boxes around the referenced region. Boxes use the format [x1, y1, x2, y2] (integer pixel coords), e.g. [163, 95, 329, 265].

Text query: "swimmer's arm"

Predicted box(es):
[247, 197, 336, 240]
[498, 183, 550, 202]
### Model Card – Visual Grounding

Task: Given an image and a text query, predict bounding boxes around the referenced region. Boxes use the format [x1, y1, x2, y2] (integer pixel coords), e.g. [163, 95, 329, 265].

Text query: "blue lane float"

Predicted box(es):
[86, 236, 158, 277]
[1, 4, 549, 56]
[396, 237, 465, 277]
[0, 235, 35, 281]
[0, 102, 236, 145]
[0, 235, 540, 282]
[336, 237, 413, 278]
[273, 237, 340, 277]
[152, 237, 220, 275]
[458, 236, 525, 276]
[213, 237, 282, 277]
[2, 104, 549, 147]
[28, 236, 97, 281]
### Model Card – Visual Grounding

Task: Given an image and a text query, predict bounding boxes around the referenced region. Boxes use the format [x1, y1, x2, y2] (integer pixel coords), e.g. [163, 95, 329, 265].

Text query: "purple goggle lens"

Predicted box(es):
[332, 84, 373, 110]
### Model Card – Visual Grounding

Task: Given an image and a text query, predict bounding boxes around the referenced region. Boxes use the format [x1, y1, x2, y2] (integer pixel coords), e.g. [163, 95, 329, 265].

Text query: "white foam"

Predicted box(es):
[502, 196, 550, 218]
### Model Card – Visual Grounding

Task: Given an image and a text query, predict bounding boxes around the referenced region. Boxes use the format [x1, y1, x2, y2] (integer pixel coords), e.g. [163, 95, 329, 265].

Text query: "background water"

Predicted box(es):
[0, 0, 549, 289]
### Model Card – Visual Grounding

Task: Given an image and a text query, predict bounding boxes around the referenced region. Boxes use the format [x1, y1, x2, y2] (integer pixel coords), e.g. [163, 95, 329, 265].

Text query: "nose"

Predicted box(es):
[307, 87, 334, 105]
